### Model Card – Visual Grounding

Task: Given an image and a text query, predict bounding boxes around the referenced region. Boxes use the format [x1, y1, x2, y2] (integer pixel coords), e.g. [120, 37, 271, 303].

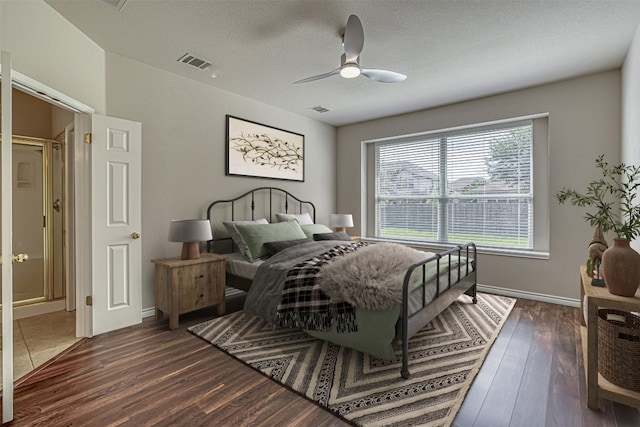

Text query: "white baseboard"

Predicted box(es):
[141, 285, 581, 319]
[477, 284, 580, 307]
[142, 307, 156, 319]
[0, 300, 68, 322]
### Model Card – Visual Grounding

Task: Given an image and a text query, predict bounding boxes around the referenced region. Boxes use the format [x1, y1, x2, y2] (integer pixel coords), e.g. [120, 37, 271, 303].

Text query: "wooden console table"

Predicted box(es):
[580, 265, 640, 409]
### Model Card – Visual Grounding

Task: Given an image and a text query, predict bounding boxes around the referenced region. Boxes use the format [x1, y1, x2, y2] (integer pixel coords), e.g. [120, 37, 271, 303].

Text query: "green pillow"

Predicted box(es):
[300, 224, 333, 239]
[222, 218, 269, 256]
[233, 220, 307, 262]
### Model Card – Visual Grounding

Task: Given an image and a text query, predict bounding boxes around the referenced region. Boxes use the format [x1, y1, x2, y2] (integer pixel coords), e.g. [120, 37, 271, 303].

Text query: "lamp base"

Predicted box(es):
[335, 227, 346, 233]
[181, 242, 201, 260]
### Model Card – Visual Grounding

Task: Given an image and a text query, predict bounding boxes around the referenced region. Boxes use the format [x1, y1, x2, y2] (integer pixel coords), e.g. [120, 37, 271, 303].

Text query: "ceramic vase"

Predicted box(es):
[601, 238, 640, 297]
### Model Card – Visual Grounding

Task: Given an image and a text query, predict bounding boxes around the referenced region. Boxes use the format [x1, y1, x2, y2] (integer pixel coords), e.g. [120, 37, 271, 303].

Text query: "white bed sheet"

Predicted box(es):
[226, 252, 264, 279]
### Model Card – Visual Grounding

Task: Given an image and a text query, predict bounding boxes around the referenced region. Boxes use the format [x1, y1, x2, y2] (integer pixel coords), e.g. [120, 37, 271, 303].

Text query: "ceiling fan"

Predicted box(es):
[293, 15, 407, 84]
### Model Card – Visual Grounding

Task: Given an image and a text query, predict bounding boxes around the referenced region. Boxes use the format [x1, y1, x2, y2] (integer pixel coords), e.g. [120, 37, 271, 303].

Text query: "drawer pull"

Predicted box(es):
[200, 294, 204, 298]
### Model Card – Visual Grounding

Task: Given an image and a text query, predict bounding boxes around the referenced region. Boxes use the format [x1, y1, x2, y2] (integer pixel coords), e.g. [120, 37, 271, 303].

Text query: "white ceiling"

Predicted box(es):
[46, 0, 640, 127]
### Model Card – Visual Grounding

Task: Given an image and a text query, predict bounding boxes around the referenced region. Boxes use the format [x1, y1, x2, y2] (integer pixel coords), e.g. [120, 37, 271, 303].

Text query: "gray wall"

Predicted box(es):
[1, 1, 106, 113]
[105, 52, 336, 311]
[622, 24, 640, 254]
[337, 71, 621, 300]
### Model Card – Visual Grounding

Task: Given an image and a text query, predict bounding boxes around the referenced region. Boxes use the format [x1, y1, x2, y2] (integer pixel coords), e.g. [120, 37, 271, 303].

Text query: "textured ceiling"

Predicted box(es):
[46, 0, 640, 127]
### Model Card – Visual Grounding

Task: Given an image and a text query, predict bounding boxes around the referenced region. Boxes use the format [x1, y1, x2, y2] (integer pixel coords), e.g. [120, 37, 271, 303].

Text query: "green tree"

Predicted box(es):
[486, 127, 532, 191]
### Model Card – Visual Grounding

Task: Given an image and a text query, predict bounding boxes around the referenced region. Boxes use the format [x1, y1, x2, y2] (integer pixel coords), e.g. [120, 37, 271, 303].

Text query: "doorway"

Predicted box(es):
[1, 68, 142, 421]
[0, 86, 74, 317]
[7, 137, 81, 382]
[0, 86, 78, 385]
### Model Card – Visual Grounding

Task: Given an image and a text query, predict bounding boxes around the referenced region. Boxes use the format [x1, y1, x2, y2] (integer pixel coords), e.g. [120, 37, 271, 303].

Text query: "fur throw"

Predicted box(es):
[317, 243, 428, 310]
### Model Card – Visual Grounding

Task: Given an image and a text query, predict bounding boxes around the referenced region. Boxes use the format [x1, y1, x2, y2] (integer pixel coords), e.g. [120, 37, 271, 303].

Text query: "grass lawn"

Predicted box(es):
[379, 227, 529, 247]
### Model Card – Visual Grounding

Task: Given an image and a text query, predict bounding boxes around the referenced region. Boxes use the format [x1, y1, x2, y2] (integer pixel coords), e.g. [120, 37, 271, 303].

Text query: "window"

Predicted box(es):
[375, 120, 535, 250]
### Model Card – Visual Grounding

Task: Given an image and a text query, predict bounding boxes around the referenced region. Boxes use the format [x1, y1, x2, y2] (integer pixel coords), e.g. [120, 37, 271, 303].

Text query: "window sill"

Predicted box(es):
[362, 237, 550, 260]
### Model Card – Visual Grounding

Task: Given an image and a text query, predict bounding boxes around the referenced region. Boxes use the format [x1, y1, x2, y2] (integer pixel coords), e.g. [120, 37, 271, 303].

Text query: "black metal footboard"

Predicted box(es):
[400, 243, 477, 378]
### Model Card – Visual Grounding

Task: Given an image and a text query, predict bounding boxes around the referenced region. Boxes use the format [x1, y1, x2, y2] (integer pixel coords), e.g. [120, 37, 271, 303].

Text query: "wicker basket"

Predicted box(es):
[597, 309, 640, 392]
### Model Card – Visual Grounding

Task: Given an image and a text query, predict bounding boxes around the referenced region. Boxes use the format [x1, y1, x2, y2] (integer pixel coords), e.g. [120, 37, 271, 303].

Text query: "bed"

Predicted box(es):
[206, 187, 477, 378]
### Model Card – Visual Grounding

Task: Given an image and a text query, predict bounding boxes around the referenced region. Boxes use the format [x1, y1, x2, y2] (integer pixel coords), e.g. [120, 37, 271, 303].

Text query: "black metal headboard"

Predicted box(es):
[206, 187, 316, 253]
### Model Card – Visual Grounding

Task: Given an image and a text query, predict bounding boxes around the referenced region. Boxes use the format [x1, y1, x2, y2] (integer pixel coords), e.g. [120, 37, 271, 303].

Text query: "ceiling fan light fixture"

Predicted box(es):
[340, 63, 361, 79]
[293, 15, 405, 85]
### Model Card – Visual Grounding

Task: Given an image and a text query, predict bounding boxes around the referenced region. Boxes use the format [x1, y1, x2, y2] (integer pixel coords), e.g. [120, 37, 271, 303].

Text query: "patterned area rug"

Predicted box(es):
[189, 293, 515, 426]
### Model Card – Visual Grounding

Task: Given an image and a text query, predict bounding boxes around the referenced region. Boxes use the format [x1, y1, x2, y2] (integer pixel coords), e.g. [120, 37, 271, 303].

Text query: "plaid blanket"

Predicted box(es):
[276, 242, 370, 333]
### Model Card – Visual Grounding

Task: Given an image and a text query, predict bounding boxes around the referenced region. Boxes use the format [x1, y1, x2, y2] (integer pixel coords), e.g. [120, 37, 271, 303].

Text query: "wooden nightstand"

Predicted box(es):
[152, 253, 226, 330]
[351, 235, 362, 243]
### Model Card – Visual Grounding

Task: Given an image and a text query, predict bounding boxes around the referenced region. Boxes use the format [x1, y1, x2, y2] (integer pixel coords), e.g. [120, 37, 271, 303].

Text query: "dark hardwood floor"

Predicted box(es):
[3, 296, 640, 426]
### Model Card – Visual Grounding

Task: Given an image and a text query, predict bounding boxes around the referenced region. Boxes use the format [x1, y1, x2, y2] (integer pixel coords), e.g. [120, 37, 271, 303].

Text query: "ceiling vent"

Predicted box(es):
[100, 0, 128, 10]
[309, 105, 331, 113]
[177, 53, 212, 70]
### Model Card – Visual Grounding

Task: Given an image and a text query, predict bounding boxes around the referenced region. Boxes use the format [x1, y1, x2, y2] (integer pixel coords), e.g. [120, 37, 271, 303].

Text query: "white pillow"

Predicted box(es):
[223, 218, 268, 256]
[275, 212, 314, 225]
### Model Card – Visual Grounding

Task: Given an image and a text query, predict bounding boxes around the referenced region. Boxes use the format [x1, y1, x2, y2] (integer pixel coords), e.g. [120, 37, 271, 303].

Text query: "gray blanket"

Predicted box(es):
[243, 240, 461, 328]
[243, 240, 346, 326]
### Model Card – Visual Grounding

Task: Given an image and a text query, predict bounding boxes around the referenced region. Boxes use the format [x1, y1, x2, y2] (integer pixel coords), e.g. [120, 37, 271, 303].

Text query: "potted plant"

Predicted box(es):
[556, 154, 640, 296]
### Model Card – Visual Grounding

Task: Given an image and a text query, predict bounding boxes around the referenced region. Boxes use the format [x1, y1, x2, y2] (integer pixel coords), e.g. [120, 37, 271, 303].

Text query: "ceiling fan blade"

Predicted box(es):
[361, 68, 407, 83]
[293, 68, 340, 84]
[343, 15, 364, 62]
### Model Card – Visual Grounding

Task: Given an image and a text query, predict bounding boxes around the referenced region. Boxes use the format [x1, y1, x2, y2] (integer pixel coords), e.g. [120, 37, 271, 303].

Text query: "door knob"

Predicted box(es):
[0, 254, 29, 264]
[5, 254, 29, 262]
[13, 253, 29, 263]
[131, 232, 141, 239]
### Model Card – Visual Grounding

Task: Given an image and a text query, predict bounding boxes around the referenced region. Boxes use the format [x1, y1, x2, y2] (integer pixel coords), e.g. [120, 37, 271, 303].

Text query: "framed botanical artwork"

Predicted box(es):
[226, 115, 305, 182]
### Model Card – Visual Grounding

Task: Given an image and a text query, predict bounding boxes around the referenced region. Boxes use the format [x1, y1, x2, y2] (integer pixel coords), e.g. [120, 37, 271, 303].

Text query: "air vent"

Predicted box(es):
[100, 0, 128, 10]
[309, 105, 331, 113]
[178, 53, 212, 70]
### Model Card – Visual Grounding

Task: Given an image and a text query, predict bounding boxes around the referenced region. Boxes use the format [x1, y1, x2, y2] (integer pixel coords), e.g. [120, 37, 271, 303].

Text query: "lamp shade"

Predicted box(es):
[168, 219, 213, 260]
[168, 219, 213, 242]
[330, 214, 354, 233]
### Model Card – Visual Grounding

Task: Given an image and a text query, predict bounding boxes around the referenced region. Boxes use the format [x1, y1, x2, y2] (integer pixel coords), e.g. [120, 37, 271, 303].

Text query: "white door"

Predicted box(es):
[1, 50, 16, 424]
[91, 114, 142, 335]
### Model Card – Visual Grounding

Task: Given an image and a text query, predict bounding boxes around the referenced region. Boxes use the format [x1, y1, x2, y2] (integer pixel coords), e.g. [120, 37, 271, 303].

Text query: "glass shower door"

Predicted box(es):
[6, 140, 46, 304]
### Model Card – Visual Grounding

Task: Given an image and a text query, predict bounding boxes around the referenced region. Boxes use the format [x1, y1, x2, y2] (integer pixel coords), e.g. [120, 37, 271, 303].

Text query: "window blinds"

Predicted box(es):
[375, 122, 533, 249]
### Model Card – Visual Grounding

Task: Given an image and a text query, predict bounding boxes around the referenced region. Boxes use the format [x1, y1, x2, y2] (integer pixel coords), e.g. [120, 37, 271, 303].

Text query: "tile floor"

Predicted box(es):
[5, 310, 81, 381]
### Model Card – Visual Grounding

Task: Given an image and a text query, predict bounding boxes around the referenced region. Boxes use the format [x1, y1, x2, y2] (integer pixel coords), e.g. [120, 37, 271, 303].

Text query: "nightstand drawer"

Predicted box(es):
[179, 263, 221, 311]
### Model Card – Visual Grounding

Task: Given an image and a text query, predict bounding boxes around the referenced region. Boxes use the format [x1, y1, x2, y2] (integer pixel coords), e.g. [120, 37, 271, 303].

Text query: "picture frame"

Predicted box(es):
[226, 115, 305, 182]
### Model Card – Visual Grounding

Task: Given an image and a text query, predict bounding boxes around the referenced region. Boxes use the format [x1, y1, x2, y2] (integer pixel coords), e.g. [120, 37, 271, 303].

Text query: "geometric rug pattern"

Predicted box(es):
[189, 293, 516, 427]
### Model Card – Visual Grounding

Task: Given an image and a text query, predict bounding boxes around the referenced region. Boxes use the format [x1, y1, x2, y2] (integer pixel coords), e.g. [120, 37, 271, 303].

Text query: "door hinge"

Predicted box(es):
[84, 133, 92, 144]
[86, 295, 93, 306]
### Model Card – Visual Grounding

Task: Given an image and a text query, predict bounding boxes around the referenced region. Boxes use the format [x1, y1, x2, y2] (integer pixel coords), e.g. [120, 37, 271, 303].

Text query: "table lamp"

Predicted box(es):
[330, 214, 354, 233]
[168, 219, 213, 260]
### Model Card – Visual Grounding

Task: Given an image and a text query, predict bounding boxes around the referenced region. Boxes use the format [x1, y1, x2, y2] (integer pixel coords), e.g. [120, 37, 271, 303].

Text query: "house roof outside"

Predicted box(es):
[378, 161, 518, 197]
